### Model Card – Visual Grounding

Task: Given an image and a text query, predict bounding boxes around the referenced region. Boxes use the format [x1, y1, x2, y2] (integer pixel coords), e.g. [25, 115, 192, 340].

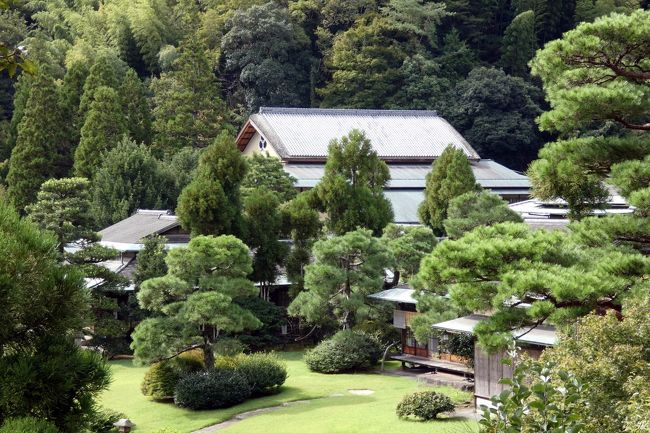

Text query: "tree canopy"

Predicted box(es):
[132, 235, 261, 368]
[312, 129, 393, 235]
[288, 228, 392, 330]
[415, 222, 649, 351]
[443, 190, 522, 239]
[418, 145, 479, 234]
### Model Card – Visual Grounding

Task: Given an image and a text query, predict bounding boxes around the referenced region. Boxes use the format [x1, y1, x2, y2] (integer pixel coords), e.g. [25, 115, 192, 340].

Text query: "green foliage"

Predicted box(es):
[176, 132, 245, 236]
[304, 330, 383, 373]
[91, 137, 171, 227]
[213, 338, 247, 357]
[281, 192, 322, 294]
[241, 154, 296, 203]
[528, 136, 649, 219]
[77, 53, 123, 123]
[86, 408, 126, 433]
[396, 391, 455, 420]
[313, 129, 393, 235]
[229, 353, 288, 396]
[530, 10, 650, 133]
[415, 222, 650, 351]
[289, 228, 392, 329]
[540, 298, 650, 433]
[234, 292, 286, 351]
[479, 352, 586, 433]
[0, 417, 60, 433]
[220, 2, 312, 112]
[151, 36, 229, 153]
[74, 86, 126, 179]
[318, 16, 405, 108]
[418, 145, 479, 234]
[444, 67, 543, 170]
[0, 337, 111, 433]
[443, 190, 522, 239]
[26, 177, 97, 251]
[132, 235, 261, 368]
[134, 235, 168, 287]
[0, 201, 86, 348]
[381, 223, 437, 285]
[173, 369, 251, 410]
[500, 10, 536, 77]
[6, 73, 65, 212]
[243, 188, 288, 298]
[574, 0, 640, 23]
[120, 68, 152, 144]
[141, 354, 204, 400]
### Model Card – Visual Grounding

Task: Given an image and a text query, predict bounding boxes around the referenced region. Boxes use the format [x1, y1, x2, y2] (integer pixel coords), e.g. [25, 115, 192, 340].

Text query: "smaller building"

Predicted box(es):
[431, 315, 556, 410]
[510, 192, 635, 230]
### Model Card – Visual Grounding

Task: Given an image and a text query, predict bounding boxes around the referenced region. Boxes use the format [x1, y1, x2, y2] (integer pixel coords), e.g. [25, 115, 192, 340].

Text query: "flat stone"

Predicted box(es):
[348, 389, 375, 396]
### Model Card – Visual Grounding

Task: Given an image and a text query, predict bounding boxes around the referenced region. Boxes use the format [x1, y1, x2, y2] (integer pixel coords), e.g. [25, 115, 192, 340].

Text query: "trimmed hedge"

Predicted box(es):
[174, 369, 251, 410]
[396, 391, 455, 420]
[232, 353, 287, 395]
[305, 330, 383, 373]
[141, 351, 204, 400]
[0, 417, 59, 433]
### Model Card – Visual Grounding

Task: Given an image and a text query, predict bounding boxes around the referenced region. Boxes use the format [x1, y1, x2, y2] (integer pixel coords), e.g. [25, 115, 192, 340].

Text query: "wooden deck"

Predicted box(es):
[391, 354, 474, 376]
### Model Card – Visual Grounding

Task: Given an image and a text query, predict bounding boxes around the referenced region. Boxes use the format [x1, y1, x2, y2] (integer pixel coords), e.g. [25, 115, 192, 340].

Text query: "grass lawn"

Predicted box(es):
[100, 352, 478, 433]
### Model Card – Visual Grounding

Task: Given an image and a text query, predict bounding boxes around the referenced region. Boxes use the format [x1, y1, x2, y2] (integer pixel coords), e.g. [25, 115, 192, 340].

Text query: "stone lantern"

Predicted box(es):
[113, 418, 135, 433]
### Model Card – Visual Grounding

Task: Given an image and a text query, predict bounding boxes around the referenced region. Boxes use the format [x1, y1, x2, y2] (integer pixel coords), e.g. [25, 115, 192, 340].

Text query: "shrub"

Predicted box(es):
[0, 417, 59, 433]
[233, 353, 287, 396]
[174, 369, 251, 410]
[87, 408, 125, 433]
[396, 391, 455, 420]
[141, 352, 204, 400]
[305, 330, 383, 373]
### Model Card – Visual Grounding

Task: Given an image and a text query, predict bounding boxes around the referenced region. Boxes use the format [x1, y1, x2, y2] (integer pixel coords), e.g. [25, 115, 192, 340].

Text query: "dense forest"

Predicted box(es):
[1, 0, 646, 214]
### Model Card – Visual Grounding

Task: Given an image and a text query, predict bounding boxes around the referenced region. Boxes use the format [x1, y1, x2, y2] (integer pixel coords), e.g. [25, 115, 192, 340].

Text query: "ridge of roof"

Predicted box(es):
[258, 107, 440, 117]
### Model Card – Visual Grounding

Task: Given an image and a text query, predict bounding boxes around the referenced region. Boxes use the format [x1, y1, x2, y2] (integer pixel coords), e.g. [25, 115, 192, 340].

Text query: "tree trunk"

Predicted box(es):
[203, 337, 215, 370]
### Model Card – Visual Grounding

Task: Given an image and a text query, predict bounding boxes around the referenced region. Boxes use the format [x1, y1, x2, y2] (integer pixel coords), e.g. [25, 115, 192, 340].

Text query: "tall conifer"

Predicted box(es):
[120, 68, 152, 144]
[74, 86, 126, 179]
[6, 74, 64, 212]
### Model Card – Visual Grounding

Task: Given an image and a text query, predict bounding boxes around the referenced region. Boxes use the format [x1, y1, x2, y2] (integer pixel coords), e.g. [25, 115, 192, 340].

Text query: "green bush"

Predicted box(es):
[141, 352, 204, 400]
[0, 417, 60, 433]
[396, 391, 455, 420]
[87, 408, 125, 433]
[174, 370, 251, 410]
[232, 353, 287, 395]
[305, 330, 383, 373]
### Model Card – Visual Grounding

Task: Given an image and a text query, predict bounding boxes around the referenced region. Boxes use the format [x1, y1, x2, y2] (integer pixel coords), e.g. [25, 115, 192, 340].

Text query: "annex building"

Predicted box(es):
[236, 107, 531, 224]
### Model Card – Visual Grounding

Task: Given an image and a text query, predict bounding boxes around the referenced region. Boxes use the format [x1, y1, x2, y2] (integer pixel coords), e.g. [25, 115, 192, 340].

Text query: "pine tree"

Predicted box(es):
[6, 73, 65, 212]
[26, 177, 97, 252]
[151, 36, 230, 153]
[120, 68, 152, 144]
[176, 132, 246, 235]
[132, 235, 261, 368]
[133, 235, 168, 287]
[57, 61, 89, 177]
[500, 10, 537, 77]
[418, 145, 479, 234]
[74, 86, 126, 179]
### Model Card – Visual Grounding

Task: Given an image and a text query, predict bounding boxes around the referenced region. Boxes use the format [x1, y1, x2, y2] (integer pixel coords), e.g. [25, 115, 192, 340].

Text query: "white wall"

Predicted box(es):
[242, 131, 281, 158]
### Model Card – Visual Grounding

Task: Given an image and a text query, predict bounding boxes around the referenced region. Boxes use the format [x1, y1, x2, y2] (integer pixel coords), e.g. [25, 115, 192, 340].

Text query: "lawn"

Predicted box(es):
[100, 352, 478, 433]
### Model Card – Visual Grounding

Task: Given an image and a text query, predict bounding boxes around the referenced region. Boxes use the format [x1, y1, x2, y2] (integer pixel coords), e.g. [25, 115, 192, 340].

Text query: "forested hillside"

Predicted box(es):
[0, 0, 645, 212]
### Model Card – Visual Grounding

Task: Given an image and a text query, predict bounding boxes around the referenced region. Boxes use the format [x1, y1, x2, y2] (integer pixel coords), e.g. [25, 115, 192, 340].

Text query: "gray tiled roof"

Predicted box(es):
[249, 107, 480, 161]
[99, 210, 179, 244]
[284, 160, 530, 189]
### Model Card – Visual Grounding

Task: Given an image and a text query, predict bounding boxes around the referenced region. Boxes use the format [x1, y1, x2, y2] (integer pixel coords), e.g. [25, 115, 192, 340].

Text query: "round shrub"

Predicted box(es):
[0, 417, 59, 433]
[214, 338, 247, 357]
[233, 353, 287, 395]
[141, 352, 204, 400]
[305, 330, 383, 373]
[174, 369, 251, 410]
[396, 391, 455, 420]
[87, 408, 126, 433]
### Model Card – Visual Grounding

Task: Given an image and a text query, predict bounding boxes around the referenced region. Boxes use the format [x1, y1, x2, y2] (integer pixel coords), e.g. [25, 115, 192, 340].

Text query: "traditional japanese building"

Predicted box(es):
[236, 107, 531, 224]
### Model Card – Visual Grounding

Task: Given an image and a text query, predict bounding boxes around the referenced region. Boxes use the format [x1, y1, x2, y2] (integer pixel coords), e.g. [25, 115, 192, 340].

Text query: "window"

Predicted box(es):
[258, 137, 267, 150]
